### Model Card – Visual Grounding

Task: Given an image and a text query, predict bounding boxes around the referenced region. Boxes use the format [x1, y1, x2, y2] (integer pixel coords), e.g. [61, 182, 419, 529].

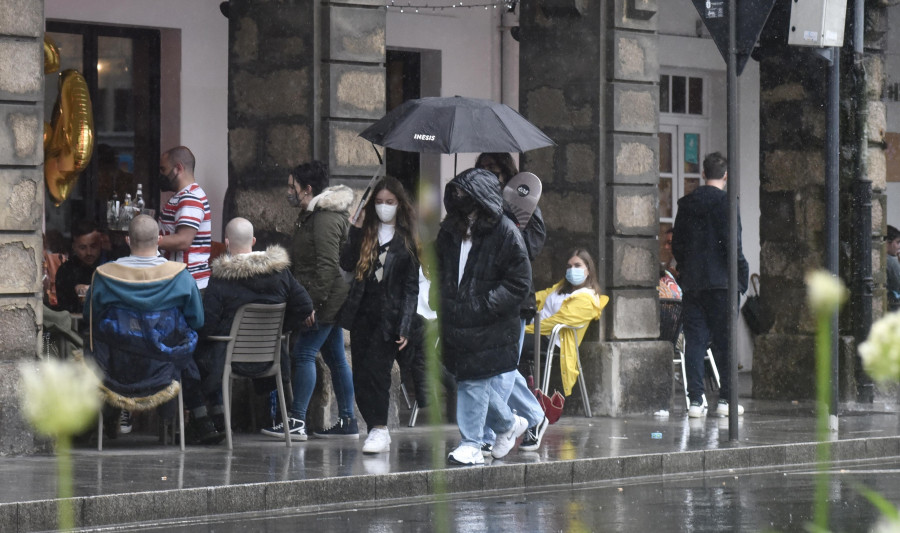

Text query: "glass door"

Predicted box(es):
[658, 124, 706, 263]
[44, 21, 160, 239]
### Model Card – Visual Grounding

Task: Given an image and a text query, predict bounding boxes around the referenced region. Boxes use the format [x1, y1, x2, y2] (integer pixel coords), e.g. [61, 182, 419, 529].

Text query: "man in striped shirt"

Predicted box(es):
[158, 146, 212, 290]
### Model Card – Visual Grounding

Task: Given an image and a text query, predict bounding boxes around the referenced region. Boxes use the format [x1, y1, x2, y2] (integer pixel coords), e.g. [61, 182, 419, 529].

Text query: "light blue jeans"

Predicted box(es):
[482, 320, 544, 445]
[456, 375, 516, 448]
[290, 323, 355, 421]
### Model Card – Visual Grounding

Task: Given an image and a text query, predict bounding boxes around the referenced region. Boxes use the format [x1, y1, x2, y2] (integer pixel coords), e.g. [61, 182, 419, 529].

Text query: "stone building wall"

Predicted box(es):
[520, 0, 670, 416]
[0, 0, 46, 454]
[753, 4, 888, 401]
[226, 0, 385, 428]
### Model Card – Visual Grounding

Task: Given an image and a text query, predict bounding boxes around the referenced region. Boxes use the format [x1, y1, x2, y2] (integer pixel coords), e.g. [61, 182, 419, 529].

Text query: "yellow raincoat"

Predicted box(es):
[525, 282, 609, 396]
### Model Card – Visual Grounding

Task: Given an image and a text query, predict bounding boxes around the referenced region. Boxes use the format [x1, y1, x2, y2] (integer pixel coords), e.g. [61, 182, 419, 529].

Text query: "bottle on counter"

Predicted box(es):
[135, 184, 145, 214]
[119, 193, 133, 229]
[107, 191, 119, 230]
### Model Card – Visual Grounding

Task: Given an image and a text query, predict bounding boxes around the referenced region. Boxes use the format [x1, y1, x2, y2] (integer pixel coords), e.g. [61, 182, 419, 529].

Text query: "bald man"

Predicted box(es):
[194, 217, 313, 440]
[84, 215, 208, 442]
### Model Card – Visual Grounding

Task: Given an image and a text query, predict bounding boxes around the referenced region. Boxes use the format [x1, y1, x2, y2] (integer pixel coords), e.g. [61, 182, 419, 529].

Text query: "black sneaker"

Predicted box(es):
[481, 443, 493, 457]
[313, 417, 359, 439]
[261, 418, 308, 441]
[185, 416, 224, 445]
[211, 412, 226, 433]
[119, 409, 133, 435]
[520, 417, 549, 452]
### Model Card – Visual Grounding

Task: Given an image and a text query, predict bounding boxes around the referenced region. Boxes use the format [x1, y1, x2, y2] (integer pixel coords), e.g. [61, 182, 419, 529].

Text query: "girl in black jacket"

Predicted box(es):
[339, 177, 419, 454]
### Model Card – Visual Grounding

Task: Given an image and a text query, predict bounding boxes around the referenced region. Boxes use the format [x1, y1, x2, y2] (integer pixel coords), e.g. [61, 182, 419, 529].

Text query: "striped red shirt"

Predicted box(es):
[159, 183, 211, 289]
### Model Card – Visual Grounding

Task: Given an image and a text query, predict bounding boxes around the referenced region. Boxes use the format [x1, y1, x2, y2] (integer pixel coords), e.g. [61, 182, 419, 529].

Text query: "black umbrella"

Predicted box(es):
[359, 96, 555, 154]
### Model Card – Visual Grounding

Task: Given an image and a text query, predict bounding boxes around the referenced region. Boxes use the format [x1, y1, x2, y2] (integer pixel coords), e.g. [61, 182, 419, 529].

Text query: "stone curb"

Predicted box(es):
[3, 436, 899, 532]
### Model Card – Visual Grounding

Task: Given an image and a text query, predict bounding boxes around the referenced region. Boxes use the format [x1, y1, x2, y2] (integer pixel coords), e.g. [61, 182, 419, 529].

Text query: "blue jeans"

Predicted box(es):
[482, 320, 543, 445]
[456, 375, 516, 448]
[682, 289, 731, 404]
[289, 323, 355, 421]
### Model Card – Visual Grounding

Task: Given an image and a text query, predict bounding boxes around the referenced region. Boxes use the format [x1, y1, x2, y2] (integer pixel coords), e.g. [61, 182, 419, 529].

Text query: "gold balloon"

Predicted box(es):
[43, 37, 60, 74]
[45, 69, 94, 206]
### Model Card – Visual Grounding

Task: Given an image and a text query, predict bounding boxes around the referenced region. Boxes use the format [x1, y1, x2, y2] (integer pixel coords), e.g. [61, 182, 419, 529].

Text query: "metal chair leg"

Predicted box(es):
[575, 346, 591, 418]
[408, 401, 418, 427]
[275, 368, 291, 448]
[178, 389, 185, 451]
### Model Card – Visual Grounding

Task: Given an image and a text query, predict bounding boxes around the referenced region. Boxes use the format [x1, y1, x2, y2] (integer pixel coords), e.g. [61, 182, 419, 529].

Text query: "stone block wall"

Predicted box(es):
[0, 0, 46, 454]
[520, 1, 669, 415]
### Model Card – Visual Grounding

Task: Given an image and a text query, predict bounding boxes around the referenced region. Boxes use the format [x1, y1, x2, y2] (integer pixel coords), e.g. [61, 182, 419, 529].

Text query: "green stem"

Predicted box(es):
[813, 311, 833, 531]
[56, 434, 74, 531]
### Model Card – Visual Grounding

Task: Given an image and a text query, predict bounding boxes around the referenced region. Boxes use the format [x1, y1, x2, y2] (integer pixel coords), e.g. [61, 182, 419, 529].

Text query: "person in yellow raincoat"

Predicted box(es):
[524, 248, 609, 396]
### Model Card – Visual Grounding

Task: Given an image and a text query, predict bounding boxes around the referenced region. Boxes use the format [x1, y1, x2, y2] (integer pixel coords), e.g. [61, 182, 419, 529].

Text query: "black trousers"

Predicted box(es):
[350, 314, 399, 431]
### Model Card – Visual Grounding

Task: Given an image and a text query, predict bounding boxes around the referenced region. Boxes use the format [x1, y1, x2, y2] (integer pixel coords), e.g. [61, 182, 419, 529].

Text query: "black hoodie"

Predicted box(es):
[671, 185, 749, 293]
[434, 168, 532, 381]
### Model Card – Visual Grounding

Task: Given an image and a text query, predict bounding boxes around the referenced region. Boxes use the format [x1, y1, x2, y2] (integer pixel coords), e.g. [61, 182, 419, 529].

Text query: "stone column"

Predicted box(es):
[0, 0, 46, 454]
[226, 0, 384, 428]
[752, 4, 888, 402]
[520, 1, 670, 416]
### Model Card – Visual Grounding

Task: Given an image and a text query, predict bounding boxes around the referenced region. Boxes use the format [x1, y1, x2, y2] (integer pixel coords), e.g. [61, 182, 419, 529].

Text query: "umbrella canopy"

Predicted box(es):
[359, 96, 555, 154]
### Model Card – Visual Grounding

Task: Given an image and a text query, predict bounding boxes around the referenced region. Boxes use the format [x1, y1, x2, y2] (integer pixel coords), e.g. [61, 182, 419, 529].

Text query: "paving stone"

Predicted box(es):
[432, 466, 483, 495]
[208, 483, 265, 515]
[621, 454, 663, 477]
[525, 461, 573, 487]
[483, 463, 526, 491]
[832, 439, 867, 462]
[375, 472, 427, 501]
[865, 437, 900, 459]
[573, 457, 625, 484]
[0, 502, 15, 533]
[704, 448, 751, 473]
[662, 451, 704, 475]
[784, 442, 818, 466]
[748, 445, 787, 469]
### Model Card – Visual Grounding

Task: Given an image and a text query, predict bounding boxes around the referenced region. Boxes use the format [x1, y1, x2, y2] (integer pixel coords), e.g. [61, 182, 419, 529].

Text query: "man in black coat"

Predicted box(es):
[189, 217, 313, 442]
[435, 168, 532, 465]
[671, 152, 749, 419]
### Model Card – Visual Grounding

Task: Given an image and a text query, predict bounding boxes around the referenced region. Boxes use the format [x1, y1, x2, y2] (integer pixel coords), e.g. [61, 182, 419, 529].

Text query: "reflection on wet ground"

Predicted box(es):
[125, 459, 900, 532]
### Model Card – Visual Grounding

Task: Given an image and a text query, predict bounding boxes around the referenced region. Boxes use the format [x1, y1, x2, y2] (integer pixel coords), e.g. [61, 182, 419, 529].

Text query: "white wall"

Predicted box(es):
[387, 7, 509, 183]
[46, 0, 229, 240]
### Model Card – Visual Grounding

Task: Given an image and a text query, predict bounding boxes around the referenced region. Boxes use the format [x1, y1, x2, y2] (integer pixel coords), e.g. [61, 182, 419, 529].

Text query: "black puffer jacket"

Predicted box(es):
[338, 225, 419, 341]
[195, 245, 313, 392]
[434, 168, 532, 381]
[671, 185, 749, 293]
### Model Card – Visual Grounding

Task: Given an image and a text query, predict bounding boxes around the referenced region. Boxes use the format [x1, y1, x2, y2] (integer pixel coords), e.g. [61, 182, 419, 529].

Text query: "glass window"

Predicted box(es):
[659, 75, 670, 113]
[44, 22, 160, 241]
[659, 132, 672, 174]
[684, 133, 700, 174]
[689, 77, 704, 115]
[672, 76, 686, 114]
[684, 177, 701, 196]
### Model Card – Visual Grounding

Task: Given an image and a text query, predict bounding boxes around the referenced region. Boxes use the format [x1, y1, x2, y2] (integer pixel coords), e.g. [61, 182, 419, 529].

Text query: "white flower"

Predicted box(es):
[859, 312, 900, 384]
[805, 270, 848, 316]
[18, 358, 102, 438]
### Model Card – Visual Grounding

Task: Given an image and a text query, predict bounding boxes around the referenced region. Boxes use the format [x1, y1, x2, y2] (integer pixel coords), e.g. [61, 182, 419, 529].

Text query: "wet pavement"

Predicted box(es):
[122, 459, 900, 532]
[3, 398, 900, 531]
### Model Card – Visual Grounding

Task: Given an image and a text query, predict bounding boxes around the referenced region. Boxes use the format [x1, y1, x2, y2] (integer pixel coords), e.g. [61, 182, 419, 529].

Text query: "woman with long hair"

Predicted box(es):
[339, 176, 420, 454]
[523, 248, 609, 400]
[261, 161, 358, 442]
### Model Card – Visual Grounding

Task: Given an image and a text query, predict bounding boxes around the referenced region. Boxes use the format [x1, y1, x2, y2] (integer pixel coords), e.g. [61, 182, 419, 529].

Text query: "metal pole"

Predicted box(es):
[826, 47, 840, 430]
[727, 0, 739, 441]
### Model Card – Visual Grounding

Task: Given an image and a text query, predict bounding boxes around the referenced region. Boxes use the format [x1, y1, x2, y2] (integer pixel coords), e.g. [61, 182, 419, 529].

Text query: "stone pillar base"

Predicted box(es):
[578, 340, 673, 417]
[752, 333, 817, 400]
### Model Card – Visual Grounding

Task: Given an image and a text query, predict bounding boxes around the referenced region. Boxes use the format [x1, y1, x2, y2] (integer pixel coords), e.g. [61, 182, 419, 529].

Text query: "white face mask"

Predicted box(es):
[375, 203, 398, 223]
[566, 267, 586, 286]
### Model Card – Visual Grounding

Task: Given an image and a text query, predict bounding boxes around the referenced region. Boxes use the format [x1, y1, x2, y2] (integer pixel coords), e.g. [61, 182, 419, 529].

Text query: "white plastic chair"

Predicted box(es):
[208, 302, 291, 450]
[673, 340, 721, 410]
[541, 323, 592, 418]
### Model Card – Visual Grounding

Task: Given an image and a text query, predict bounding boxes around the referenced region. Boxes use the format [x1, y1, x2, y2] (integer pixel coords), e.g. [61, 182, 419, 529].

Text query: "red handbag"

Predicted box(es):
[533, 388, 565, 424]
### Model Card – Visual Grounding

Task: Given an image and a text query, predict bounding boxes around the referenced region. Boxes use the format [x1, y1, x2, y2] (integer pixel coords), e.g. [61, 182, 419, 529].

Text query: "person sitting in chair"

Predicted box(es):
[521, 248, 608, 398]
[196, 217, 313, 440]
[84, 215, 205, 441]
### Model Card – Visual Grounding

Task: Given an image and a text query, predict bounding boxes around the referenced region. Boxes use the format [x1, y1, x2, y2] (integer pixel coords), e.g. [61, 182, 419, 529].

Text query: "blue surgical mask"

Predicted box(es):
[566, 267, 586, 286]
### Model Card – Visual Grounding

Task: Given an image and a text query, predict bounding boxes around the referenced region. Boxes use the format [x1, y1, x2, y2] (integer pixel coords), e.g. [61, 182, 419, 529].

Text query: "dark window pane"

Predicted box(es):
[658, 132, 672, 174]
[689, 77, 704, 115]
[684, 177, 701, 196]
[672, 76, 686, 114]
[659, 75, 669, 113]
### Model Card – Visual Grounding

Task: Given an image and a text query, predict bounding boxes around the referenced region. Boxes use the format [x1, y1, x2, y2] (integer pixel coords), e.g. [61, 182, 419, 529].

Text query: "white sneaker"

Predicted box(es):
[687, 402, 706, 419]
[448, 444, 485, 466]
[716, 401, 744, 417]
[492, 415, 528, 459]
[362, 427, 391, 454]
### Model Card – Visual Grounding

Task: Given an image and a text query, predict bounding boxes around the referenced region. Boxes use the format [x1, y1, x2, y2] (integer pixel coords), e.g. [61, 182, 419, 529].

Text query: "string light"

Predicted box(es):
[385, 1, 517, 12]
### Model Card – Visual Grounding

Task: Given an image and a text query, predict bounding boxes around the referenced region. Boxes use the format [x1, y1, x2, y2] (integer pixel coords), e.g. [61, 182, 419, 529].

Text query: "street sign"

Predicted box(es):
[691, 0, 778, 75]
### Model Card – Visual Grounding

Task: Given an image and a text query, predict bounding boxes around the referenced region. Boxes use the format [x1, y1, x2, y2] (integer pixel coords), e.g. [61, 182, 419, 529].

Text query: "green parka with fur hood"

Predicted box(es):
[290, 184, 353, 324]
